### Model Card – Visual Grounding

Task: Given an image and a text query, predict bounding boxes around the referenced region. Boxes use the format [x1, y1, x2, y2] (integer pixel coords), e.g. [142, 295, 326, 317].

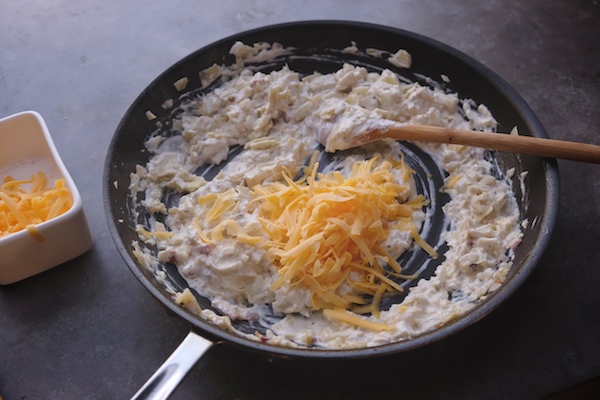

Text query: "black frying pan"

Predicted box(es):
[103, 20, 559, 398]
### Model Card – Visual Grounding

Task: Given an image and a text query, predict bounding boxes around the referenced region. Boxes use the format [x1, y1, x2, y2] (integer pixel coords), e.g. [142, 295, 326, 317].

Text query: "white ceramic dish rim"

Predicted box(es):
[0, 110, 95, 287]
[0, 110, 84, 246]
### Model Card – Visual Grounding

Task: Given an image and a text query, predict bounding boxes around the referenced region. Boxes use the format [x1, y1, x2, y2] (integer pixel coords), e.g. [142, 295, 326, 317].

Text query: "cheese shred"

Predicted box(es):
[0, 172, 73, 239]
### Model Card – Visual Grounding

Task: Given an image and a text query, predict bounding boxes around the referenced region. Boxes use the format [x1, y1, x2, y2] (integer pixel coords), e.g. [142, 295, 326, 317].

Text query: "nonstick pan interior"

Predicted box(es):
[103, 20, 559, 359]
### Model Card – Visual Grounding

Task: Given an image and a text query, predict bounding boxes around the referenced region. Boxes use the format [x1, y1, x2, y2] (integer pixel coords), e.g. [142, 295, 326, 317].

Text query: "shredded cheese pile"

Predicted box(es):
[252, 156, 434, 317]
[0, 172, 73, 241]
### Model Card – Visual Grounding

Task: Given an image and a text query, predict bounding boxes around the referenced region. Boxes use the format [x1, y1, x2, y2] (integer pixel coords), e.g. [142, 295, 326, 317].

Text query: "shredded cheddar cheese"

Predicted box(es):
[0, 172, 73, 240]
[26, 224, 46, 242]
[252, 156, 431, 316]
[323, 308, 396, 332]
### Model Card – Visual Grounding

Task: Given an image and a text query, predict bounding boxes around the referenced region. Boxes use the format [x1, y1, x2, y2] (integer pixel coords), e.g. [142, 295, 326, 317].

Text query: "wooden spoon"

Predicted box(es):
[322, 121, 600, 164]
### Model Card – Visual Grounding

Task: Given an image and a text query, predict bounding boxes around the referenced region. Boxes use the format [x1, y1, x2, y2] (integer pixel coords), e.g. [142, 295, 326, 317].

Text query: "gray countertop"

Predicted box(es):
[1, 1, 600, 399]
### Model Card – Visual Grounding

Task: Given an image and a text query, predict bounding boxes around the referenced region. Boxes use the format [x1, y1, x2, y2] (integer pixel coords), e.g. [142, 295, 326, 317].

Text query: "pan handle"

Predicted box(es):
[131, 331, 214, 400]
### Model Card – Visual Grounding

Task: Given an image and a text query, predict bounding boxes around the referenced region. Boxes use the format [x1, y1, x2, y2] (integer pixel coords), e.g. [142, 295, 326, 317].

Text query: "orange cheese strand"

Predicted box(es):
[0, 172, 73, 239]
[253, 157, 432, 314]
[323, 308, 396, 332]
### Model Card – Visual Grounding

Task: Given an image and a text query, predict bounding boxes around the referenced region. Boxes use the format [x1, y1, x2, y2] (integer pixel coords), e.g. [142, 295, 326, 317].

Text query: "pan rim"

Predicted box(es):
[103, 19, 560, 360]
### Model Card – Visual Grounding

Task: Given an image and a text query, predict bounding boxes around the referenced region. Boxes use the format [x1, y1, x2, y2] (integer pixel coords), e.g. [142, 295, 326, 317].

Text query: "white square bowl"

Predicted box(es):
[0, 111, 93, 284]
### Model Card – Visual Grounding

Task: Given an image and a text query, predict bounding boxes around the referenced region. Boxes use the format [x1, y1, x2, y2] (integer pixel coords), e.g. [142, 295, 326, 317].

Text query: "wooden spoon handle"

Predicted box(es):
[385, 124, 600, 164]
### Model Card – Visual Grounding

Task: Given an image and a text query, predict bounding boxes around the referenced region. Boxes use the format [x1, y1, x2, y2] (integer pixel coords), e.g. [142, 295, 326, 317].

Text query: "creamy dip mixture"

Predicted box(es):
[129, 42, 522, 349]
